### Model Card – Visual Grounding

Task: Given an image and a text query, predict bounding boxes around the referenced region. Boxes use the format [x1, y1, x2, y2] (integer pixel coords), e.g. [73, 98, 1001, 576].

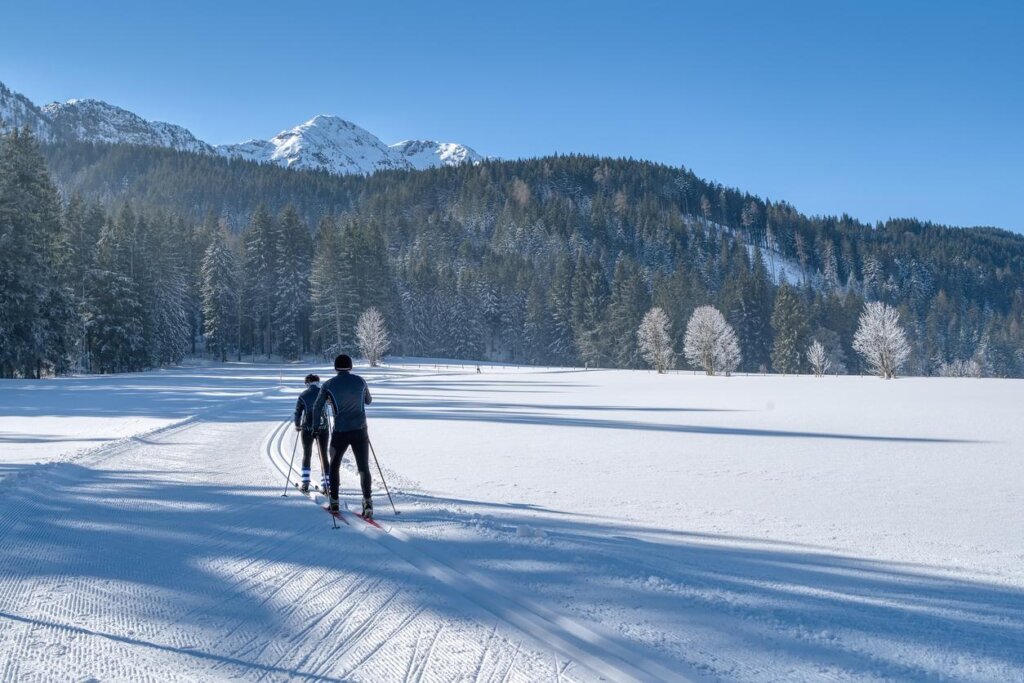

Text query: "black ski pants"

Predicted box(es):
[300, 428, 329, 482]
[329, 427, 371, 500]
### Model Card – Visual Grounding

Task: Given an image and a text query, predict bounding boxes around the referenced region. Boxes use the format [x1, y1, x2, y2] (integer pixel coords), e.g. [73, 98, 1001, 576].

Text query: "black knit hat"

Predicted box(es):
[334, 354, 353, 371]
[304, 374, 320, 384]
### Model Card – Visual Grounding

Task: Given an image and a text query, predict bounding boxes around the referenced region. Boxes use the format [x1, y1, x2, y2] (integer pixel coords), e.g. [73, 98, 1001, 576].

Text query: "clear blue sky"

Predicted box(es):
[2, 1, 1022, 231]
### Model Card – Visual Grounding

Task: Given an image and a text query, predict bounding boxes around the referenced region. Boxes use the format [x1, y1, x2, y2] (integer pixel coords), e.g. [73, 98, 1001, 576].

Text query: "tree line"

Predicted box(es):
[2, 126, 1022, 377]
[638, 299, 911, 379]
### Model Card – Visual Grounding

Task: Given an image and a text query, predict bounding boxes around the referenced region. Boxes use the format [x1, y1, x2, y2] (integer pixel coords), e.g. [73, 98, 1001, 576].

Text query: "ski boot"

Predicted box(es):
[329, 497, 340, 513]
[361, 496, 374, 519]
[299, 482, 310, 494]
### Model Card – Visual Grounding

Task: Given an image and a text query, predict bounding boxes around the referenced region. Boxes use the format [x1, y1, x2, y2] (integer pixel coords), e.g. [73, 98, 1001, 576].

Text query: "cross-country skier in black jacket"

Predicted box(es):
[312, 354, 374, 516]
[294, 374, 330, 494]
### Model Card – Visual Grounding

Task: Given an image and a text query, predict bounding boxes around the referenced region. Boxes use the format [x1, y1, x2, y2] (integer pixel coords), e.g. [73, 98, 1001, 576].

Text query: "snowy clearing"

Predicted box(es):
[1, 362, 1022, 681]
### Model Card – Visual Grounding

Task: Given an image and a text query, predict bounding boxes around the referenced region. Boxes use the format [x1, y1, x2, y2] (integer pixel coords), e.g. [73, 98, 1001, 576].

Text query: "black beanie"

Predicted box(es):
[334, 354, 353, 371]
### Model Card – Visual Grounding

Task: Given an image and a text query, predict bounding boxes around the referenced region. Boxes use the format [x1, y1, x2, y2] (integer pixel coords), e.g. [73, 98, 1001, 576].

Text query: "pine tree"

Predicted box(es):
[572, 255, 608, 367]
[145, 213, 191, 367]
[86, 207, 146, 373]
[185, 211, 219, 354]
[273, 206, 310, 360]
[311, 217, 356, 356]
[0, 128, 76, 377]
[524, 280, 555, 365]
[547, 256, 576, 364]
[241, 205, 279, 356]
[771, 284, 808, 374]
[604, 255, 651, 368]
[201, 224, 238, 361]
[728, 249, 773, 372]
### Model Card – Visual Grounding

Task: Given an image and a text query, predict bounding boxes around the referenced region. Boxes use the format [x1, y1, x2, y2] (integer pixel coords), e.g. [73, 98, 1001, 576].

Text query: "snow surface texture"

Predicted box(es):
[0, 79, 481, 176]
[1, 362, 1022, 681]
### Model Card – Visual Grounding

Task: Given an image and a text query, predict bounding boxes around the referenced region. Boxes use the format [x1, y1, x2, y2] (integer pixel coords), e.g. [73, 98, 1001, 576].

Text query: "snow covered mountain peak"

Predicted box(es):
[41, 97, 215, 154]
[1, 79, 485, 176]
[391, 139, 483, 169]
[217, 114, 412, 175]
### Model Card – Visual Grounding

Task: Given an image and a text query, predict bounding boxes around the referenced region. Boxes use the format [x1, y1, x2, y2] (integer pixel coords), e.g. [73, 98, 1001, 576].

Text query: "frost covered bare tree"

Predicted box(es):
[637, 307, 674, 373]
[356, 307, 390, 367]
[684, 305, 741, 376]
[853, 302, 910, 379]
[807, 340, 831, 378]
[939, 358, 982, 378]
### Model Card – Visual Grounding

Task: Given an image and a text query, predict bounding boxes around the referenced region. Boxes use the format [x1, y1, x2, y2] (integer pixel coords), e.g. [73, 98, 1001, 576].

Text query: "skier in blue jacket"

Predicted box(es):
[312, 354, 374, 516]
[294, 374, 330, 494]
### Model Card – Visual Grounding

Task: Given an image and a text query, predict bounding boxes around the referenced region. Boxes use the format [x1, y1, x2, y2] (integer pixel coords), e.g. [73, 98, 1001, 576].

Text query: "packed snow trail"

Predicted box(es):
[265, 419, 694, 683]
[0, 390, 603, 682]
[3, 361, 1024, 681]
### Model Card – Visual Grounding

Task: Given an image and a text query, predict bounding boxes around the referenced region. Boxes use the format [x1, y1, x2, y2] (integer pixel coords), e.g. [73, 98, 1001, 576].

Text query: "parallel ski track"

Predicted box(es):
[264, 419, 695, 683]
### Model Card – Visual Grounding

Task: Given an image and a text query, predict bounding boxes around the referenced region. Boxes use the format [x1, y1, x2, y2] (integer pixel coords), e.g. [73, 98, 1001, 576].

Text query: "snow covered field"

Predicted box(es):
[1, 362, 1022, 681]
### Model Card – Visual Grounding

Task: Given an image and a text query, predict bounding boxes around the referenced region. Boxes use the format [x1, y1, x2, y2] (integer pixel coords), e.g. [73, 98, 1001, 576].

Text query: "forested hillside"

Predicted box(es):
[3, 130, 1022, 377]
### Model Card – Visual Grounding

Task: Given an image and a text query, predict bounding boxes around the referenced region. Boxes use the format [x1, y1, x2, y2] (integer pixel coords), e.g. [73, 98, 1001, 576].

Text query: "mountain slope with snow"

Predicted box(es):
[0, 82, 55, 140]
[0, 79, 484, 176]
[391, 139, 483, 169]
[42, 99, 215, 154]
[217, 115, 413, 175]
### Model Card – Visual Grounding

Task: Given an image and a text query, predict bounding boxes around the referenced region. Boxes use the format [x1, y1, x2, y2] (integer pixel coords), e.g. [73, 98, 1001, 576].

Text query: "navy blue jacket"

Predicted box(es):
[312, 371, 372, 432]
[294, 384, 328, 431]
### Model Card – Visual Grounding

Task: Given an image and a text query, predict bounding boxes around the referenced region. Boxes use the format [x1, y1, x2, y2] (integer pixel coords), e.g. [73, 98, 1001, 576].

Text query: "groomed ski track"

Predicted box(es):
[265, 419, 693, 683]
[0, 378, 694, 682]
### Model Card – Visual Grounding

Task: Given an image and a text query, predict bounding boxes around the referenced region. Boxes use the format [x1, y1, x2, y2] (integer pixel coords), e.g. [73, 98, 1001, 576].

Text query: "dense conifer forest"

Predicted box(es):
[2, 128, 1021, 377]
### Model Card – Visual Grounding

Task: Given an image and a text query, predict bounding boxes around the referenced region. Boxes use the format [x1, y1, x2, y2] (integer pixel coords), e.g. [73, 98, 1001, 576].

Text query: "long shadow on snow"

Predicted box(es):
[0, 362, 403, 422]
[371, 403, 977, 444]
[2, 462, 1021, 680]
[386, 491, 1024, 680]
[0, 463, 480, 680]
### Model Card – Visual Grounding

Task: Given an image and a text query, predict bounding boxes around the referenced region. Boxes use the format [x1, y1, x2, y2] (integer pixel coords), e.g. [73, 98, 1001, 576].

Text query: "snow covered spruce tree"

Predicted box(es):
[273, 206, 310, 360]
[356, 307, 390, 367]
[770, 283, 808, 374]
[853, 301, 911, 379]
[144, 213, 191, 368]
[240, 205, 280, 357]
[0, 128, 78, 377]
[86, 206, 147, 373]
[605, 255, 651, 368]
[311, 217, 356, 356]
[683, 305, 741, 376]
[807, 340, 831, 377]
[637, 307, 674, 373]
[201, 224, 237, 361]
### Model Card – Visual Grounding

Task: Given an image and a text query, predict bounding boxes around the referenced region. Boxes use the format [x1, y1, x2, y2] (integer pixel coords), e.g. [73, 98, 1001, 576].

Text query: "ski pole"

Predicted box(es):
[368, 437, 399, 515]
[282, 429, 299, 497]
